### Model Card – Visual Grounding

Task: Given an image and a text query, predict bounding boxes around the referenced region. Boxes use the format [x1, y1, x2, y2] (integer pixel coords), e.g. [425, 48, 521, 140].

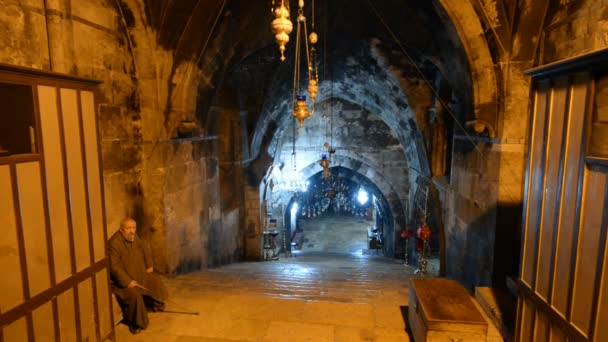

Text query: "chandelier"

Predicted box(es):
[298, 175, 372, 218]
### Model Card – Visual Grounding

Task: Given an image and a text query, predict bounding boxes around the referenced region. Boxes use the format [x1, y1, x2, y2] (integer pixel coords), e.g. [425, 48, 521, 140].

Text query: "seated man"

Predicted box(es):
[109, 218, 168, 334]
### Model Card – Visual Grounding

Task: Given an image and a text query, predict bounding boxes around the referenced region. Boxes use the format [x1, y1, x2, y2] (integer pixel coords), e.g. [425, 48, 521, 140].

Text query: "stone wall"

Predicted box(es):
[441, 0, 529, 288]
[542, 0, 608, 64]
[446, 138, 525, 288]
[143, 138, 219, 273]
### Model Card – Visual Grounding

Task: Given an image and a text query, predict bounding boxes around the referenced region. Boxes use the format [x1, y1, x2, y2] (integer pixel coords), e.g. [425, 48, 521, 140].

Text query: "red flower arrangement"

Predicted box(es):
[419, 224, 432, 241]
[415, 223, 432, 253]
[400, 228, 413, 239]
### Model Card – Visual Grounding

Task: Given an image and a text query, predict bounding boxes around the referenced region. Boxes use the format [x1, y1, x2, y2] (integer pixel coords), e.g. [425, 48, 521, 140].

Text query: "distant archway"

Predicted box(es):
[283, 167, 394, 257]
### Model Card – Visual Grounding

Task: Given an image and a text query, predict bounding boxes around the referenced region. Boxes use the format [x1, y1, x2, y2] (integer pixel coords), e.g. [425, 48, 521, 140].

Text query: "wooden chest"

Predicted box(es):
[408, 278, 488, 341]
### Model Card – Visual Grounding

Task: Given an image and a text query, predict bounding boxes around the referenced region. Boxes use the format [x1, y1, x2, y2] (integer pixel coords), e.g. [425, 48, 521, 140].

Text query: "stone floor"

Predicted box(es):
[114, 252, 417, 341]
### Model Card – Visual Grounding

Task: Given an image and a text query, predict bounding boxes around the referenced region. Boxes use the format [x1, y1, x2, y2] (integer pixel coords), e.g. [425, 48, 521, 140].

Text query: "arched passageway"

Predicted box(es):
[282, 167, 391, 257]
[268, 166, 402, 258]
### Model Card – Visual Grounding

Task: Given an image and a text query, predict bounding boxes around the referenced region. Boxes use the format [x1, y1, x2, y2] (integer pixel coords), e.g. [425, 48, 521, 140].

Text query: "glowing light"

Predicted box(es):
[291, 202, 299, 216]
[357, 188, 369, 205]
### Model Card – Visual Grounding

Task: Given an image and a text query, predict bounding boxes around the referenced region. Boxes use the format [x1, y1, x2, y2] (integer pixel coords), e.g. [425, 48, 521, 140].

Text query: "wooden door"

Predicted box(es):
[517, 49, 608, 341]
[0, 65, 113, 341]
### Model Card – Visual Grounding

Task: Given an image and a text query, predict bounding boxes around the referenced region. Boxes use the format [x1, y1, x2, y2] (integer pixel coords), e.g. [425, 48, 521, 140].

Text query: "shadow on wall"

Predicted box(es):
[446, 203, 521, 290]
[447, 134, 524, 290]
[462, 206, 495, 289]
[493, 203, 522, 287]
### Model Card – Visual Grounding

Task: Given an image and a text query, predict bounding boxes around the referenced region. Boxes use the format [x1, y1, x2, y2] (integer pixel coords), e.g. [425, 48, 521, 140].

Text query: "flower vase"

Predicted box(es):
[421, 240, 430, 273]
[415, 239, 429, 274]
[404, 238, 409, 265]
[420, 257, 428, 274]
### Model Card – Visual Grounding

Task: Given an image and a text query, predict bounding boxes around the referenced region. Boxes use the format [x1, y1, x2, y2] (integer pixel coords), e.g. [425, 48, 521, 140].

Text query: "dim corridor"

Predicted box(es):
[295, 213, 371, 254]
[114, 253, 414, 341]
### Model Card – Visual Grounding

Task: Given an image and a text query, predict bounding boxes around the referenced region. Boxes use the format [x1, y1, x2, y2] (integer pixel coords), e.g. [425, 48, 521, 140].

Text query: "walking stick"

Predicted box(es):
[135, 284, 200, 316]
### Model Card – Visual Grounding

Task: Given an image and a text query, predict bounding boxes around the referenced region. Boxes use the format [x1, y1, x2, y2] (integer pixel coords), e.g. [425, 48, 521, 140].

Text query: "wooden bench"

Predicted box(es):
[409, 278, 488, 341]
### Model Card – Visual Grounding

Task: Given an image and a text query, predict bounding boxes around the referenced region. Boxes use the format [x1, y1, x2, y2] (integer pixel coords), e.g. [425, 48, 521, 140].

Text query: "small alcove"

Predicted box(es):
[0, 82, 37, 156]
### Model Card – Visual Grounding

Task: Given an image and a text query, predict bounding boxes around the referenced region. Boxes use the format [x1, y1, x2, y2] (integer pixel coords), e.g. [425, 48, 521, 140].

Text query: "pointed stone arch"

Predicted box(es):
[434, 0, 499, 127]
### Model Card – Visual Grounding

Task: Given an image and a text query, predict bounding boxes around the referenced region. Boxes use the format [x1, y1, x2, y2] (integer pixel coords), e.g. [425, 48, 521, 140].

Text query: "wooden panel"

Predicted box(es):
[595, 222, 608, 342]
[552, 76, 589, 316]
[408, 280, 426, 341]
[2, 316, 27, 342]
[550, 322, 567, 342]
[16, 161, 50, 297]
[0, 165, 24, 312]
[522, 51, 608, 342]
[32, 301, 55, 341]
[80, 91, 105, 262]
[534, 310, 550, 341]
[522, 83, 550, 286]
[571, 170, 607, 335]
[57, 287, 77, 342]
[587, 74, 608, 160]
[38, 85, 73, 283]
[60, 88, 91, 271]
[536, 78, 569, 301]
[78, 278, 96, 341]
[95, 270, 112, 338]
[520, 298, 535, 341]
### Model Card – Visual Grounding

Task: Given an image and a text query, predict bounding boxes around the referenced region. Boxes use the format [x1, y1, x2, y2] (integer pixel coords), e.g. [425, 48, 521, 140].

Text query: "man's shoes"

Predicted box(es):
[129, 326, 143, 334]
[151, 302, 165, 312]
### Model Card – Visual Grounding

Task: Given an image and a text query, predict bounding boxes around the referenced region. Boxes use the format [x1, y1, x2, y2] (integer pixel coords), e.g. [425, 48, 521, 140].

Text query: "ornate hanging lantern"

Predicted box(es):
[291, 0, 314, 127]
[270, 1, 293, 61]
[320, 154, 330, 178]
[293, 95, 311, 128]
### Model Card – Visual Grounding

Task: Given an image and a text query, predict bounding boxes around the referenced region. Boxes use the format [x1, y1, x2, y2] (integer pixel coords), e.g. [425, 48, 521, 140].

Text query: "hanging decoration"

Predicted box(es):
[323, 4, 336, 161]
[291, 0, 315, 127]
[307, 0, 319, 103]
[270, 0, 293, 61]
[415, 187, 432, 274]
[319, 153, 330, 179]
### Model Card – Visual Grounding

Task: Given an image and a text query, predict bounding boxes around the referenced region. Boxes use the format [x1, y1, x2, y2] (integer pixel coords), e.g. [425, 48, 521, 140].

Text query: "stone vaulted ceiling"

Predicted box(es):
[226, 0, 472, 169]
[140, 0, 473, 168]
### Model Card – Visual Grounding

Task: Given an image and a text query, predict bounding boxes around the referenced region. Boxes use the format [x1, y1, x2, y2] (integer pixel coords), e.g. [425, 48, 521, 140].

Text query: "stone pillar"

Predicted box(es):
[209, 105, 246, 266]
[240, 110, 251, 162]
[244, 185, 262, 260]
